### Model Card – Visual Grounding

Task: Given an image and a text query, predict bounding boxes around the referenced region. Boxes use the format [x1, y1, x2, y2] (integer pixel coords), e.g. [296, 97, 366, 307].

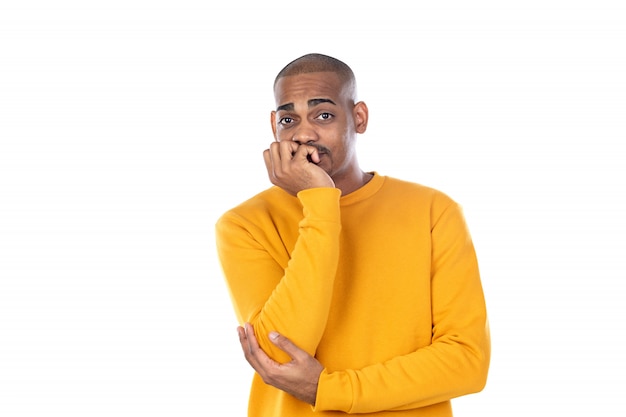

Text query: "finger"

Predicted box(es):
[237, 325, 257, 369]
[245, 324, 278, 371]
[238, 325, 256, 365]
[278, 141, 300, 170]
[240, 323, 268, 374]
[268, 142, 285, 176]
[279, 140, 299, 157]
[294, 144, 320, 164]
[263, 149, 273, 177]
[264, 142, 285, 181]
[245, 322, 266, 356]
[237, 325, 248, 352]
[268, 331, 307, 361]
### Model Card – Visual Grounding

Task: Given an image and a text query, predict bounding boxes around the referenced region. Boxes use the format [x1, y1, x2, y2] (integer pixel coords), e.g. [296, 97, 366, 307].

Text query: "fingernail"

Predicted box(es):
[269, 331, 279, 340]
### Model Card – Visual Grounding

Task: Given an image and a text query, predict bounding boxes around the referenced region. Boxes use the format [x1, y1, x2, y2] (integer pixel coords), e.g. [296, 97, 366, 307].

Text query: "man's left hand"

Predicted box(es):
[237, 323, 324, 405]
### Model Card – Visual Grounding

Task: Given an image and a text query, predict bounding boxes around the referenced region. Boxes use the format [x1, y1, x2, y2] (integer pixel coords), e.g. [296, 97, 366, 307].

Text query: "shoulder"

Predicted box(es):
[379, 176, 473, 236]
[380, 175, 456, 206]
[374, 175, 464, 227]
[215, 186, 298, 228]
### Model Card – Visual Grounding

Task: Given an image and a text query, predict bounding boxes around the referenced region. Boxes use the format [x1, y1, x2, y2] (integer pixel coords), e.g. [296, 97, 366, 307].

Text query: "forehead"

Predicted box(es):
[274, 72, 346, 108]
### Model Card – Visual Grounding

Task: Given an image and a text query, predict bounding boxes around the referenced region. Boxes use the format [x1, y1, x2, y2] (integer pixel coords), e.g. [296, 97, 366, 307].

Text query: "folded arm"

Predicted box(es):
[216, 188, 342, 362]
[233, 201, 490, 413]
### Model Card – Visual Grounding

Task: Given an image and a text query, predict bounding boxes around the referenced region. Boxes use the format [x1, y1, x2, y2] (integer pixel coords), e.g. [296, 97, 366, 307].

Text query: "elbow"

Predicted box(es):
[467, 317, 491, 393]
[466, 336, 491, 394]
[471, 359, 490, 394]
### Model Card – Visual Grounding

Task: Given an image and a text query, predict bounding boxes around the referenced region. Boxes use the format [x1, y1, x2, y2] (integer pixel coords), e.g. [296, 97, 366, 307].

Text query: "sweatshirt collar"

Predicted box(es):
[340, 172, 384, 206]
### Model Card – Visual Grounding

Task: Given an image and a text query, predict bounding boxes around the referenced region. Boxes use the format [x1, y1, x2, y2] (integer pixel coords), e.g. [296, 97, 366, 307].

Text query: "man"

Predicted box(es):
[215, 53, 490, 416]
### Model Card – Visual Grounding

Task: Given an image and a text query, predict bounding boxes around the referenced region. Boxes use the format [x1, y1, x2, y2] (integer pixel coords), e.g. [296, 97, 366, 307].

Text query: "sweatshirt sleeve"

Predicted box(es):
[215, 187, 342, 363]
[313, 201, 490, 413]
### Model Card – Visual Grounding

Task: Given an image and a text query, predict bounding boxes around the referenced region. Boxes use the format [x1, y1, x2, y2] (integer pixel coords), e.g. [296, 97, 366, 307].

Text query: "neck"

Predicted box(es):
[335, 169, 373, 196]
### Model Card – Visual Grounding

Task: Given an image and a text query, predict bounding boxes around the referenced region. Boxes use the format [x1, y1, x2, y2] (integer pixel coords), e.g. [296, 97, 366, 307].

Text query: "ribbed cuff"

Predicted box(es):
[312, 369, 353, 413]
[297, 188, 342, 221]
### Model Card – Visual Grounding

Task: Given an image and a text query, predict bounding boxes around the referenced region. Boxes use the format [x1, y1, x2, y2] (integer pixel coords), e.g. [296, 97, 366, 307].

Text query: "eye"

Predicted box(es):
[316, 112, 333, 121]
[279, 117, 293, 125]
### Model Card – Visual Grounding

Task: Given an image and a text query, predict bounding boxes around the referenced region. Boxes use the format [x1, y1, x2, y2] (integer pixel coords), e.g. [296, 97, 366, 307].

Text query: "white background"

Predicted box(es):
[1, 1, 625, 415]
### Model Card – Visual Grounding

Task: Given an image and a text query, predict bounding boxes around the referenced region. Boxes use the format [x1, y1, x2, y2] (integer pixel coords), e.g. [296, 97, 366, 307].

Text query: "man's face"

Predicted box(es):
[271, 71, 365, 182]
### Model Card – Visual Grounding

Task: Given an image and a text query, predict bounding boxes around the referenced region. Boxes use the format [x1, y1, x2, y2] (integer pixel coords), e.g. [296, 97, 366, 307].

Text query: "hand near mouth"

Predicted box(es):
[263, 141, 335, 195]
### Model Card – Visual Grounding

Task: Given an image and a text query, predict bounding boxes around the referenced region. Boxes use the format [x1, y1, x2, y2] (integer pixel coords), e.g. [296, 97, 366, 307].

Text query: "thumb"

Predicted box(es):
[269, 331, 305, 359]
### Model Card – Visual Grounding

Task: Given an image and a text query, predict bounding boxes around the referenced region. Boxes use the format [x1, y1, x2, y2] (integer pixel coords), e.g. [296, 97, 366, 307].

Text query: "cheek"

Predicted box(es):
[275, 128, 291, 142]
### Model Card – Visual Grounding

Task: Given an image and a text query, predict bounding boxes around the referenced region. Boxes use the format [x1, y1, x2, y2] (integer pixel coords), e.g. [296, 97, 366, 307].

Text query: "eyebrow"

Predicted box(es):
[276, 98, 336, 112]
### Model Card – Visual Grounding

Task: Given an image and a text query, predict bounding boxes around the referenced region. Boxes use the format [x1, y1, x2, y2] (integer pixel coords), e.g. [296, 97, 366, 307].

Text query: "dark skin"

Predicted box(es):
[237, 323, 323, 405]
[264, 71, 371, 196]
[237, 71, 372, 405]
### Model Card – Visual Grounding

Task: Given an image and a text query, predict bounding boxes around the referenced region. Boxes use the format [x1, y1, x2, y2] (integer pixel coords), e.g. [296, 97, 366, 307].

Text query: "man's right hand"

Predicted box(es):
[263, 141, 335, 195]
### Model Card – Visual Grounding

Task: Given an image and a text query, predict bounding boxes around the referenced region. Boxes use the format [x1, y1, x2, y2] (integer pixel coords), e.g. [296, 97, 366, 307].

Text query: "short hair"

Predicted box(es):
[273, 53, 357, 100]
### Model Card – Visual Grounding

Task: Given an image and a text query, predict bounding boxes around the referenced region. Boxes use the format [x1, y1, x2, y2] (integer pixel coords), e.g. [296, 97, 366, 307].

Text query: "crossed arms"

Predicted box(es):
[216, 184, 490, 413]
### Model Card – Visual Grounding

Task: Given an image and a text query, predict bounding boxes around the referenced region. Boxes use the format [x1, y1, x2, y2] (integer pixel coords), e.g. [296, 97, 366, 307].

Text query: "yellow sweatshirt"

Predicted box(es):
[215, 173, 490, 416]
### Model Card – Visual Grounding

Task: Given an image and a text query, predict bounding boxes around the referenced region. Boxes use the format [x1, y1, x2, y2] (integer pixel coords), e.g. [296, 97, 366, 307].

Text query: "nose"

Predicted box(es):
[291, 121, 318, 144]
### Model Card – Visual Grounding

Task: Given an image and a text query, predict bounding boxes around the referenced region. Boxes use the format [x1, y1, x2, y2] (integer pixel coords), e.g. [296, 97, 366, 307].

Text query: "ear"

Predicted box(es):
[270, 111, 278, 140]
[353, 101, 369, 134]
